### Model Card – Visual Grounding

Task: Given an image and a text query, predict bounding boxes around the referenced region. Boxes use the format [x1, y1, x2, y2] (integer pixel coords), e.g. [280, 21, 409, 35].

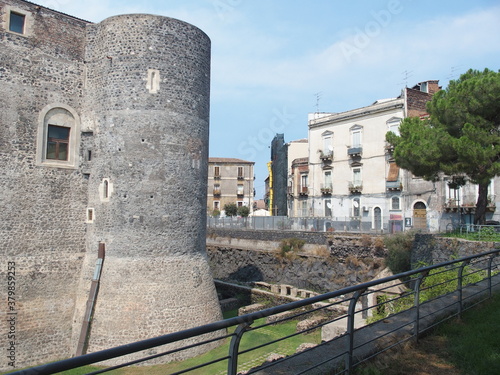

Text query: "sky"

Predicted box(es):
[35, 0, 500, 198]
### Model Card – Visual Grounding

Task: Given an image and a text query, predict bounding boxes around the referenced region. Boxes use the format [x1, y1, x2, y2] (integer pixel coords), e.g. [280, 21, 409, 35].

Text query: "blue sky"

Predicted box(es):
[36, 0, 500, 198]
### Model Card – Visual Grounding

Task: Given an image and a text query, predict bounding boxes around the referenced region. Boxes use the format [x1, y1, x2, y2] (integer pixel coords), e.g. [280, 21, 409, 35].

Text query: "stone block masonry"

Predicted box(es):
[0, 0, 221, 370]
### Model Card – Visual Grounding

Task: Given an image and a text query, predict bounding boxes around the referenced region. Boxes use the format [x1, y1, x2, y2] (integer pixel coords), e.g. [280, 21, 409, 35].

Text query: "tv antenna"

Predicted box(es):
[400, 70, 413, 87]
[446, 65, 463, 80]
[314, 92, 322, 113]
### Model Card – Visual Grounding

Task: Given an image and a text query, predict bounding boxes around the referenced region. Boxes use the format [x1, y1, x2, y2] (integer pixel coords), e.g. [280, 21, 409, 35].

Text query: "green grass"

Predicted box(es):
[443, 226, 500, 242]
[356, 292, 500, 375]
[17, 312, 320, 375]
[430, 292, 500, 375]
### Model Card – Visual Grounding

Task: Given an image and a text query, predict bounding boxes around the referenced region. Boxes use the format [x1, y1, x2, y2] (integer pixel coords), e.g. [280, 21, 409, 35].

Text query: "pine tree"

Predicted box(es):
[387, 68, 500, 224]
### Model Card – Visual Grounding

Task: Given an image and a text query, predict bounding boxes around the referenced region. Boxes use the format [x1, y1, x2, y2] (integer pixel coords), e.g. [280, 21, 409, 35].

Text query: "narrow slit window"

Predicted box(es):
[46, 125, 70, 161]
[9, 12, 25, 34]
[87, 208, 94, 223]
[104, 180, 109, 199]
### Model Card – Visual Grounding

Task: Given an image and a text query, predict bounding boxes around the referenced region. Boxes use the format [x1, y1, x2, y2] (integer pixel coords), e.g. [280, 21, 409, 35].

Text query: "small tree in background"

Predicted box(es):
[237, 205, 250, 217]
[384, 231, 415, 275]
[223, 203, 237, 217]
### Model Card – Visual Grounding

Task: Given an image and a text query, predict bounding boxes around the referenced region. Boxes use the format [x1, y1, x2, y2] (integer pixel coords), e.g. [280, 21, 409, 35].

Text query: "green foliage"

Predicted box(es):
[368, 263, 490, 323]
[237, 205, 250, 217]
[387, 68, 500, 224]
[211, 209, 220, 217]
[278, 238, 305, 259]
[433, 293, 500, 374]
[443, 226, 500, 242]
[223, 202, 237, 216]
[383, 231, 415, 275]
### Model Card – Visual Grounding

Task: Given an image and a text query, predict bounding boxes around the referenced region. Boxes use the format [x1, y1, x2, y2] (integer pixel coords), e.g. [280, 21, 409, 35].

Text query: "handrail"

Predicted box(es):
[9, 248, 500, 375]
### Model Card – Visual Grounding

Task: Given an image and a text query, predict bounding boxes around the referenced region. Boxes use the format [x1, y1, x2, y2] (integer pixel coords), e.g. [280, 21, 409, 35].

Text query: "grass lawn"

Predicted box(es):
[355, 292, 500, 375]
[22, 308, 321, 375]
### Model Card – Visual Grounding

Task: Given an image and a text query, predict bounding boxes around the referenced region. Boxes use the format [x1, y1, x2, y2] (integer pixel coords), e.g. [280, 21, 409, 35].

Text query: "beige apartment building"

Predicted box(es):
[286, 80, 500, 232]
[208, 157, 255, 215]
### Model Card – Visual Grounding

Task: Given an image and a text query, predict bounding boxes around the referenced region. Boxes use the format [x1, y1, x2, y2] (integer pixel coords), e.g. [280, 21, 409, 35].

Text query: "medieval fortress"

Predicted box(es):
[1, 0, 223, 370]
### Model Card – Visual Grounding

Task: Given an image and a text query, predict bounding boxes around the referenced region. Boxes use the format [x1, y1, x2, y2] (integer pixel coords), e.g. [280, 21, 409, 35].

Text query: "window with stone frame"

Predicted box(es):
[36, 104, 81, 169]
[9, 11, 25, 34]
[46, 125, 70, 161]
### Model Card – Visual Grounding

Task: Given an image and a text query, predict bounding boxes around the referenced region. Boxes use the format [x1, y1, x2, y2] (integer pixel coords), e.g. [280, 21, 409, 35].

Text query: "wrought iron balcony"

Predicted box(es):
[319, 150, 334, 162]
[347, 146, 362, 157]
[386, 180, 402, 191]
[321, 183, 333, 195]
[348, 181, 362, 193]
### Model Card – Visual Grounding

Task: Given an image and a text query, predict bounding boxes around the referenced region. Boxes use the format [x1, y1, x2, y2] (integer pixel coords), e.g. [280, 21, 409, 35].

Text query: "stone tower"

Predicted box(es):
[74, 13, 222, 359]
[0, 0, 222, 370]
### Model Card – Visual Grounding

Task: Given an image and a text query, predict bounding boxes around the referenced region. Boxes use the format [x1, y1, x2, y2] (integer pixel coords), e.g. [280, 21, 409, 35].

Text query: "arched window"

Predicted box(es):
[352, 197, 360, 217]
[36, 104, 81, 168]
[104, 180, 109, 199]
[100, 178, 113, 201]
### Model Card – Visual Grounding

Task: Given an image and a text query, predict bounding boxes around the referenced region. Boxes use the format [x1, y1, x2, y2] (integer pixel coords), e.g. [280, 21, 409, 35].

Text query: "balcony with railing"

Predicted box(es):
[299, 186, 308, 196]
[386, 180, 402, 191]
[213, 188, 221, 196]
[444, 197, 496, 213]
[347, 145, 362, 157]
[319, 150, 334, 162]
[348, 181, 362, 193]
[321, 183, 333, 195]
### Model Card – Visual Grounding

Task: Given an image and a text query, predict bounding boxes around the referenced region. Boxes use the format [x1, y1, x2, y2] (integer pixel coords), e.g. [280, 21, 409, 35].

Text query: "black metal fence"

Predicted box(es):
[10, 249, 500, 375]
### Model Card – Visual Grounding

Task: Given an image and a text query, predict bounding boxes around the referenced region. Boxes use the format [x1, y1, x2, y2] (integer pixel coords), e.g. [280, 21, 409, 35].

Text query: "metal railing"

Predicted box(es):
[10, 249, 500, 375]
[207, 215, 398, 233]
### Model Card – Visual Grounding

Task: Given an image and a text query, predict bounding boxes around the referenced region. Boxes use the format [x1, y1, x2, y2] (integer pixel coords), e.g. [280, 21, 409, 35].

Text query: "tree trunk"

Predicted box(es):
[474, 183, 489, 224]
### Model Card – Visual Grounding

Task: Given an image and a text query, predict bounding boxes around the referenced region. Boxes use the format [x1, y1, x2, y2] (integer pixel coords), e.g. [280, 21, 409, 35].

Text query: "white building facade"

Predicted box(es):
[306, 98, 405, 232]
[292, 80, 500, 233]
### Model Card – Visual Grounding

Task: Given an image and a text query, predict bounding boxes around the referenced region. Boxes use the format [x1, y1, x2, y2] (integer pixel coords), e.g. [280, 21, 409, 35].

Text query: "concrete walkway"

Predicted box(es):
[251, 274, 500, 374]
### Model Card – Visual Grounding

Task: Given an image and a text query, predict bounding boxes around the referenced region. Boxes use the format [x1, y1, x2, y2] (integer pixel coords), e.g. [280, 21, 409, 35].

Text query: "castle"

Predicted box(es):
[1, 0, 222, 370]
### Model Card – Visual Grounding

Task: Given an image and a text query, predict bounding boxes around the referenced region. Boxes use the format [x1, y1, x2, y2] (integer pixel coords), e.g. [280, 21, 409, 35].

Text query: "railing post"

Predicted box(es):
[458, 260, 471, 315]
[488, 254, 498, 298]
[228, 321, 251, 375]
[413, 270, 429, 341]
[346, 289, 366, 374]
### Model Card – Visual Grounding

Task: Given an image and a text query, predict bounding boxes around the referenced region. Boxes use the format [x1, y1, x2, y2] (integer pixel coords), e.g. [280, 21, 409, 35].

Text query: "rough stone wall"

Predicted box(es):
[207, 238, 384, 292]
[411, 234, 499, 266]
[207, 228, 330, 245]
[1, 1, 222, 370]
[0, 0, 89, 370]
[72, 14, 222, 362]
